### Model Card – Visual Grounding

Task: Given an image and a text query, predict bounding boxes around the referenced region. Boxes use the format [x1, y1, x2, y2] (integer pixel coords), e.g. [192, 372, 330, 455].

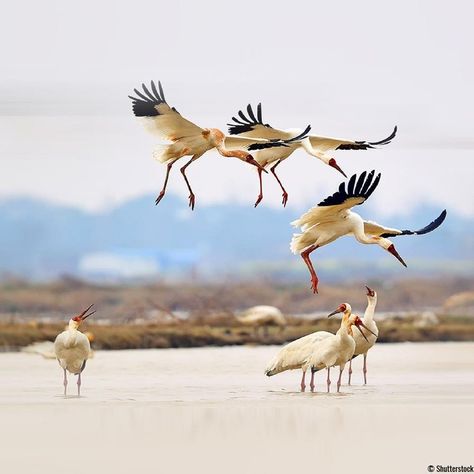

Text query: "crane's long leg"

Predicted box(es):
[77, 372, 82, 397]
[310, 369, 316, 392]
[301, 245, 319, 294]
[337, 367, 343, 393]
[326, 367, 331, 393]
[155, 161, 175, 206]
[363, 353, 368, 385]
[300, 370, 306, 392]
[63, 369, 68, 397]
[180, 155, 199, 210]
[348, 359, 353, 385]
[270, 160, 288, 207]
[254, 167, 265, 208]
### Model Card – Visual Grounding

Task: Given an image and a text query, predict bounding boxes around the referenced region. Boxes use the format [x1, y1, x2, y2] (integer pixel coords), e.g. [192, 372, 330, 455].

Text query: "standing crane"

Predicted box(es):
[129, 81, 305, 209]
[308, 303, 376, 393]
[265, 326, 333, 391]
[54, 304, 95, 397]
[348, 286, 379, 385]
[290, 170, 447, 293]
[265, 303, 375, 392]
[227, 103, 396, 206]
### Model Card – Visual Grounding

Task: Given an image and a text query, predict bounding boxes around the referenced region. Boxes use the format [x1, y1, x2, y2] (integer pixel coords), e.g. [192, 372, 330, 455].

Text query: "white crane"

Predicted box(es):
[348, 286, 379, 385]
[236, 305, 286, 336]
[307, 303, 376, 393]
[54, 304, 96, 397]
[129, 81, 305, 209]
[227, 103, 397, 206]
[265, 326, 333, 392]
[265, 303, 375, 392]
[290, 170, 447, 293]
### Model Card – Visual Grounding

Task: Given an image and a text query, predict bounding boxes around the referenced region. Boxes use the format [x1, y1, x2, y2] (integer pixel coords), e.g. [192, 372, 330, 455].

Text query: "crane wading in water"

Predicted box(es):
[265, 303, 375, 392]
[54, 304, 96, 397]
[290, 170, 447, 293]
[308, 303, 377, 393]
[348, 286, 379, 385]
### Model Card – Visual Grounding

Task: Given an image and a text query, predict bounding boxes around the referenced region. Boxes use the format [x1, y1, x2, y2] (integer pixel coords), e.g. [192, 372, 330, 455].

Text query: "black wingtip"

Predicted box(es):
[415, 209, 447, 235]
[369, 126, 398, 146]
[318, 170, 381, 207]
[384, 209, 448, 238]
[286, 124, 312, 143]
[128, 80, 167, 117]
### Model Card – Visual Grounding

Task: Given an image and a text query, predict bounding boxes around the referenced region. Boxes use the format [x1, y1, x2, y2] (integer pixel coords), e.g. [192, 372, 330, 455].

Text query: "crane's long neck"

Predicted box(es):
[65, 320, 80, 347]
[364, 296, 377, 323]
[300, 138, 327, 162]
[353, 225, 382, 246]
[336, 310, 353, 341]
[216, 144, 248, 159]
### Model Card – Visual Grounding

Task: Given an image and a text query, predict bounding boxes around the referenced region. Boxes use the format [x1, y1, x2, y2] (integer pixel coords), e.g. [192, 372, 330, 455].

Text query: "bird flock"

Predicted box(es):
[53, 80, 447, 396]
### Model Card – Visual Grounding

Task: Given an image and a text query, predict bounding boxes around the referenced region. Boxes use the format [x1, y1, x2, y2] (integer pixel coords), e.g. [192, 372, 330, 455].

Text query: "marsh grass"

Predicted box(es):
[1, 315, 473, 351]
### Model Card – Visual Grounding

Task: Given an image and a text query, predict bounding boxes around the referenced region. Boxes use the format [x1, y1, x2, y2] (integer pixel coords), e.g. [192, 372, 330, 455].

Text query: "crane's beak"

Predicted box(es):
[327, 305, 345, 318]
[78, 304, 96, 321]
[246, 155, 268, 173]
[356, 319, 377, 337]
[328, 158, 347, 178]
[387, 244, 407, 267]
[354, 323, 370, 343]
[365, 285, 375, 297]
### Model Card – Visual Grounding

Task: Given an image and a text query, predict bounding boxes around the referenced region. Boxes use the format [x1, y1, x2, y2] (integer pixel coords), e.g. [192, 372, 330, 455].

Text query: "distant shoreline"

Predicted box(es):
[1, 314, 473, 352]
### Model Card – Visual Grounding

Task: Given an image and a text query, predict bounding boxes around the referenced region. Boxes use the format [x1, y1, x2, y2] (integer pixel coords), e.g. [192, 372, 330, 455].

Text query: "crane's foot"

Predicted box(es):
[155, 192, 165, 206]
[188, 193, 195, 210]
[310, 276, 319, 294]
[310, 383, 315, 392]
[254, 194, 263, 208]
[348, 368, 352, 386]
[282, 192, 288, 207]
[300, 383, 306, 392]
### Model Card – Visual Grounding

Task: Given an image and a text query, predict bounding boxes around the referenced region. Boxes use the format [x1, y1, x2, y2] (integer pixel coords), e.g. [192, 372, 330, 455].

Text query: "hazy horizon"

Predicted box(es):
[2, 0, 473, 216]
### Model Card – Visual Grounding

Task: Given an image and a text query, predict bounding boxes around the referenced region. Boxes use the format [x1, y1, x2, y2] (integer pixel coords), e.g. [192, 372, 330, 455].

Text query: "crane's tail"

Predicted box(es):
[290, 232, 317, 255]
[153, 142, 189, 164]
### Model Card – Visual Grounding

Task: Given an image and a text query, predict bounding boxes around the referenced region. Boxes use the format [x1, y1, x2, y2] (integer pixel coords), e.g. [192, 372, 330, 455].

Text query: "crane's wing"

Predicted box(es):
[128, 81, 203, 140]
[364, 210, 447, 237]
[309, 126, 397, 153]
[291, 170, 381, 229]
[227, 103, 301, 140]
[224, 127, 311, 162]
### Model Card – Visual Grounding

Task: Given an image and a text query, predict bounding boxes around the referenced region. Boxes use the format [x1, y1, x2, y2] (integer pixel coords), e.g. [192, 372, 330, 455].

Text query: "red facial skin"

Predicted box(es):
[328, 158, 347, 178]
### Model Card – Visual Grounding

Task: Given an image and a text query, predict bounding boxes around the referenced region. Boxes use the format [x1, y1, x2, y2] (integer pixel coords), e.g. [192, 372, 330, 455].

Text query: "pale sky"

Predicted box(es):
[1, 0, 473, 216]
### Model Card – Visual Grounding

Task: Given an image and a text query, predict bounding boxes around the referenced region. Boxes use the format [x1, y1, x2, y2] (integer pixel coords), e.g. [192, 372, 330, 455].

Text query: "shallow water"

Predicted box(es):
[1, 342, 473, 474]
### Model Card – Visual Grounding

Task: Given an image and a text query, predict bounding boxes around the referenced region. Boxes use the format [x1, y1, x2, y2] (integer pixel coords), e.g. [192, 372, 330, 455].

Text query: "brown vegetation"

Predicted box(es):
[1, 315, 473, 351]
[0, 277, 472, 323]
[0, 277, 472, 350]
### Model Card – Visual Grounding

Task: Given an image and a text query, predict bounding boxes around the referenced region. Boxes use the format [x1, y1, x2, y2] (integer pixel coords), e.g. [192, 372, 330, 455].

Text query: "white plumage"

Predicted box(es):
[290, 170, 447, 293]
[348, 286, 379, 385]
[236, 305, 286, 327]
[265, 328, 332, 392]
[265, 303, 376, 392]
[227, 103, 397, 206]
[54, 304, 95, 397]
[307, 303, 376, 392]
[129, 81, 300, 209]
